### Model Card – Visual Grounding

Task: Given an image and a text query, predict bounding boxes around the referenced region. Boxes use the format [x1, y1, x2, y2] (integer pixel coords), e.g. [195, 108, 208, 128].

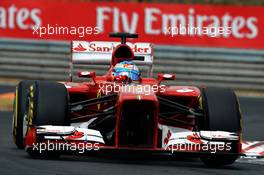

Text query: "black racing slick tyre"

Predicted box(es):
[29, 81, 70, 126]
[13, 80, 35, 149]
[199, 87, 242, 166]
[26, 81, 69, 158]
[200, 87, 242, 132]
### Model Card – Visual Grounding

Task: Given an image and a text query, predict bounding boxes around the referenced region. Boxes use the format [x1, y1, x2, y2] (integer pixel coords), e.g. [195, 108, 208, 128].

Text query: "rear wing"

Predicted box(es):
[70, 41, 154, 80]
[71, 41, 154, 66]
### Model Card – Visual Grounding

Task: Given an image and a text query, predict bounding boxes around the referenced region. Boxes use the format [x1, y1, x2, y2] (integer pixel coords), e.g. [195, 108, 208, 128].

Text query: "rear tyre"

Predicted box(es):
[199, 87, 242, 166]
[26, 81, 69, 158]
[12, 80, 35, 149]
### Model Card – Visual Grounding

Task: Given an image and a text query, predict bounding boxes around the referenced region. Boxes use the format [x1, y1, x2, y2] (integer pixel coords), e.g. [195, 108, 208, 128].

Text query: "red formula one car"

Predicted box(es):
[12, 33, 242, 166]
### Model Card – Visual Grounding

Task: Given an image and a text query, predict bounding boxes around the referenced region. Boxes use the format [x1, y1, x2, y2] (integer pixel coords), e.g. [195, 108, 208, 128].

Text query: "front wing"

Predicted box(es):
[24, 125, 241, 156]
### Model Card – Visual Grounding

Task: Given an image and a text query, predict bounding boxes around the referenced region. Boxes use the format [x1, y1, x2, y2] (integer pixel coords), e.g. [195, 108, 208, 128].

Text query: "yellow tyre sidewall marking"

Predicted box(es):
[198, 95, 203, 110]
[97, 90, 101, 110]
[28, 85, 34, 126]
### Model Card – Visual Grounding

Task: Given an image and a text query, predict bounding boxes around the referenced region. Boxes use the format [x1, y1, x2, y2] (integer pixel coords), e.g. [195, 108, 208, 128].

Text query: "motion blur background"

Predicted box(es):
[0, 0, 263, 94]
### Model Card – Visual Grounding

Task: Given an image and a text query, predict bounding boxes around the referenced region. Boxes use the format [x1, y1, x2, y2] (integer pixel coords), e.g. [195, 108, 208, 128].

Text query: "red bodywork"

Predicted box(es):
[66, 41, 200, 148]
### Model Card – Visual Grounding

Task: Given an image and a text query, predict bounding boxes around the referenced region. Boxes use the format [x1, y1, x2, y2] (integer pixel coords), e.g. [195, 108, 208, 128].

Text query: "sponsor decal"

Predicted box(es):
[65, 131, 84, 140]
[163, 129, 171, 145]
[186, 133, 203, 144]
[73, 43, 87, 52]
[72, 42, 151, 54]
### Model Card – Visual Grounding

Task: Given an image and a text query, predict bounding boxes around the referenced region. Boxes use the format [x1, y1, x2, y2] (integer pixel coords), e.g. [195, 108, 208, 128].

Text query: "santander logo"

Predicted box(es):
[73, 43, 87, 52]
[187, 133, 203, 144]
[65, 131, 84, 140]
[164, 129, 172, 145]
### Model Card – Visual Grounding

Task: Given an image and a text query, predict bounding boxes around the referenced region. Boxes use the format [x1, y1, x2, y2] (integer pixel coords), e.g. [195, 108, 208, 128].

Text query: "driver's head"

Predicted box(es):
[112, 61, 140, 81]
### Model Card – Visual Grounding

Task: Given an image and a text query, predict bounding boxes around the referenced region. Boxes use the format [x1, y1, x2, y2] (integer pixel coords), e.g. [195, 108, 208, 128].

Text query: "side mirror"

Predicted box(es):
[78, 71, 96, 78]
[78, 71, 96, 84]
[157, 73, 176, 85]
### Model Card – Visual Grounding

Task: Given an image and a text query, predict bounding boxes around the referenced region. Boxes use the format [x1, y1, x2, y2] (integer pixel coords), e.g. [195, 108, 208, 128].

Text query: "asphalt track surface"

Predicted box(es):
[0, 86, 264, 175]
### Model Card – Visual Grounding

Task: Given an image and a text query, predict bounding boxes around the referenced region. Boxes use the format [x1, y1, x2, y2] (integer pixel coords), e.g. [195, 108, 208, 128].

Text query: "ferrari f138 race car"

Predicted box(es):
[12, 33, 242, 166]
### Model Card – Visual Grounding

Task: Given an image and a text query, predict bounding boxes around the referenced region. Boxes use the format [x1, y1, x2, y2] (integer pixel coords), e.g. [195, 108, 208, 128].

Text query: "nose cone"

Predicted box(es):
[116, 91, 159, 148]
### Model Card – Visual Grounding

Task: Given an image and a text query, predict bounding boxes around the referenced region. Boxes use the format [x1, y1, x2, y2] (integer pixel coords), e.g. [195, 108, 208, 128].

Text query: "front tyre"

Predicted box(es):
[29, 81, 69, 126]
[12, 80, 35, 149]
[26, 81, 70, 158]
[199, 87, 242, 166]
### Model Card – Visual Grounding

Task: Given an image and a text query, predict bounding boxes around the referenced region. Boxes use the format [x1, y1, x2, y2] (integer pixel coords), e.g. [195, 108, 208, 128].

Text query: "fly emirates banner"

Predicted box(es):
[0, 0, 263, 49]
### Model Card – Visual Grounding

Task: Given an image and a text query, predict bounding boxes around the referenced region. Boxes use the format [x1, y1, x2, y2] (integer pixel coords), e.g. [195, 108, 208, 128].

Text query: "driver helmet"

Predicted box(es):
[112, 61, 140, 81]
